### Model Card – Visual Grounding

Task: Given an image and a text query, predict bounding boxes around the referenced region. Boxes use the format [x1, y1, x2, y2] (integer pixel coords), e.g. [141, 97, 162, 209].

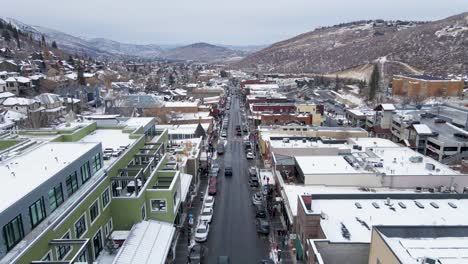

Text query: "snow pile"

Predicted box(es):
[435, 24, 468, 38]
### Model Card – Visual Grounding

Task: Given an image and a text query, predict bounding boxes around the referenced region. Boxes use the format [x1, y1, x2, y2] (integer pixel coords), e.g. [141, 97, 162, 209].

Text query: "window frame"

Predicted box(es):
[56, 229, 72, 260]
[2, 214, 24, 251]
[74, 213, 87, 239]
[65, 172, 79, 197]
[150, 199, 167, 212]
[48, 183, 64, 212]
[92, 153, 102, 173]
[101, 187, 111, 210]
[80, 161, 91, 183]
[29, 197, 46, 228]
[41, 250, 53, 261]
[89, 199, 100, 225]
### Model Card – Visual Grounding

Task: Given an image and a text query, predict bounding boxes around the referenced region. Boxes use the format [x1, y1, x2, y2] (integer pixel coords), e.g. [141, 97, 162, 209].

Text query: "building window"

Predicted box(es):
[107, 218, 113, 233]
[150, 199, 167, 212]
[74, 214, 87, 238]
[29, 197, 46, 228]
[56, 231, 72, 260]
[141, 204, 146, 220]
[48, 183, 64, 211]
[2, 215, 24, 251]
[66, 172, 79, 197]
[92, 153, 102, 173]
[92, 229, 103, 259]
[89, 199, 100, 224]
[42, 251, 53, 261]
[78, 250, 87, 262]
[101, 188, 110, 210]
[81, 161, 91, 183]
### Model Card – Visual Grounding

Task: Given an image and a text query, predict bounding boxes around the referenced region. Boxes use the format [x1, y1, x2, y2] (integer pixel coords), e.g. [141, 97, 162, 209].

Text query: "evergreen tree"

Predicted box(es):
[77, 64, 86, 86]
[41, 34, 46, 47]
[168, 73, 175, 86]
[2, 30, 11, 42]
[368, 64, 380, 101]
[12, 28, 20, 49]
[0, 20, 4, 29]
[67, 55, 75, 65]
[51, 41, 58, 49]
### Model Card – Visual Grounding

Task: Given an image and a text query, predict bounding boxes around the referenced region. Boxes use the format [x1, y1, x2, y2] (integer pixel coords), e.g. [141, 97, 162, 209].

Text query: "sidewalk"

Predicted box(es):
[173, 174, 208, 264]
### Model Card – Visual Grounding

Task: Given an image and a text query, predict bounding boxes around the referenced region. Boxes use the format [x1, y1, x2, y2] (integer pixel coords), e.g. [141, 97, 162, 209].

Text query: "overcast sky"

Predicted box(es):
[2, 0, 467, 45]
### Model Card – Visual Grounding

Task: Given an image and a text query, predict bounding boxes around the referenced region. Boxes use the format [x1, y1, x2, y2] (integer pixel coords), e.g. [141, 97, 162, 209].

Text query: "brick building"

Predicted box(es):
[392, 75, 464, 98]
[260, 113, 313, 125]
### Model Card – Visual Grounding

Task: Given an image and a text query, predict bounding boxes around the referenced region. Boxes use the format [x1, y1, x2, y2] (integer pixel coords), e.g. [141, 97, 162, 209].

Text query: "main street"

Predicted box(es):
[204, 87, 270, 263]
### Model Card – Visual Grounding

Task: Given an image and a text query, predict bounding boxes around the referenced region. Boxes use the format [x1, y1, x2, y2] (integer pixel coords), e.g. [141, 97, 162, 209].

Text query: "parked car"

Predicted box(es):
[189, 244, 205, 264]
[204, 196, 215, 209]
[225, 166, 233, 176]
[256, 218, 270, 235]
[200, 208, 214, 223]
[217, 144, 225, 154]
[252, 192, 263, 205]
[208, 181, 217, 195]
[249, 175, 259, 187]
[249, 166, 257, 177]
[246, 152, 255, 159]
[259, 259, 274, 264]
[212, 163, 220, 172]
[195, 222, 210, 242]
[254, 204, 267, 218]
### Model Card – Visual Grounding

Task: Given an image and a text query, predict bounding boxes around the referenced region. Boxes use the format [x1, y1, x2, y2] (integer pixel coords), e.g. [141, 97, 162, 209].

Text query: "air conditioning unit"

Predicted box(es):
[421, 257, 437, 264]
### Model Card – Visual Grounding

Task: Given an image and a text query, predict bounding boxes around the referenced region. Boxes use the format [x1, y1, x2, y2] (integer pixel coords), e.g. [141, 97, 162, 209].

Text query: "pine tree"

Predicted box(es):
[2, 30, 11, 42]
[12, 28, 20, 49]
[369, 64, 380, 101]
[0, 20, 4, 29]
[51, 41, 58, 49]
[41, 34, 46, 47]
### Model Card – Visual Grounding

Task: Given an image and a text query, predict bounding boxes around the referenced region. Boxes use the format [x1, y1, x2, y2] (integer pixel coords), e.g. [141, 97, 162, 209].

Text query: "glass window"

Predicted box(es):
[74, 214, 87, 238]
[92, 153, 102, 173]
[89, 200, 100, 224]
[141, 204, 146, 220]
[2, 214, 24, 251]
[150, 199, 167, 212]
[66, 172, 79, 196]
[101, 188, 110, 209]
[107, 218, 113, 233]
[78, 250, 87, 262]
[81, 161, 91, 183]
[57, 231, 72, 260]
[29, 197, 46, 228]
[42, 251, 52, 261]
[48, 183, 64, 211]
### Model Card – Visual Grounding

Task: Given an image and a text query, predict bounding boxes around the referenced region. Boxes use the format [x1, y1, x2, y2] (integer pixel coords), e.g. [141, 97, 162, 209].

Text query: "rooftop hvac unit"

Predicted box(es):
[425, 163, 435, 171]
[421, 257, 437, 264]
[409, 156, 423, 163]
[282, 138, 290, 143]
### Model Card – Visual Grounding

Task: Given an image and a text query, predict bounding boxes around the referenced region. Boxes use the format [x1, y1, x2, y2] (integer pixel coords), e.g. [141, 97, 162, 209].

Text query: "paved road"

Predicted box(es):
[204, 88, 270, 263]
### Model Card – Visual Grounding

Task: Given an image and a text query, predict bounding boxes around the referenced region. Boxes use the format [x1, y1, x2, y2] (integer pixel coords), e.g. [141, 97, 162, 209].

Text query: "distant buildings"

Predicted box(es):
[392, 74, 464, 98]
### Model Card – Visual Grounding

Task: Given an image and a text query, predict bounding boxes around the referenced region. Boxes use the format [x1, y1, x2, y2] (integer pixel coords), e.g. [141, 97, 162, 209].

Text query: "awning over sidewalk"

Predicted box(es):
[113, 220, 175, 264]
[180, 173, 193, 201]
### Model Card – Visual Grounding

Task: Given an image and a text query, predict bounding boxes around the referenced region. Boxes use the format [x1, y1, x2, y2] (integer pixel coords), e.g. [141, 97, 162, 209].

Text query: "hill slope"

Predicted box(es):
[235, 13, 468, 76]
[161, 42, 245, 62]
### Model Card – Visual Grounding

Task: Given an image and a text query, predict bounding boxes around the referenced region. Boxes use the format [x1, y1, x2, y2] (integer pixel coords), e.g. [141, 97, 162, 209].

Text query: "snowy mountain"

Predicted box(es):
[234, 12, 468, 77]
[161, 42, 245, 62]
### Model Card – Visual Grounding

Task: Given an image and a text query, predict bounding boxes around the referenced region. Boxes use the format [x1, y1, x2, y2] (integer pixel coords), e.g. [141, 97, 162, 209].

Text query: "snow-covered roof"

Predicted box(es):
[0, 142, 99, 213]
[0, 79, 6, 85]
[112, 220, 175, 264]
[412, 124, 432, 135]
[305, 196, 468, 243]
[0, 92, 14, 99]
[180, 173, 193, 202]
[35, 93, 61, 105]
[2, 97, 38, 106]
[296, 156, 365, 175]
[78, 129, 136, 153]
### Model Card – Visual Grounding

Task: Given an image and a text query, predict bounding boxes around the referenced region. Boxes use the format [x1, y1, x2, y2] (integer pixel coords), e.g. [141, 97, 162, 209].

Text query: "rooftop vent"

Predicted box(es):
[409, 156, 423, 163]
[341, 223, 351, 240]
[425, 163, 435, 171]
[448, 202, 458, 208]
[415, 201, 425, 209]
[372, 202, 380, 209]
[355, 202, 362, 209]
[430, 202, 439, 209]
[282, 138, 290, 143]
[398, 202, 407, 209]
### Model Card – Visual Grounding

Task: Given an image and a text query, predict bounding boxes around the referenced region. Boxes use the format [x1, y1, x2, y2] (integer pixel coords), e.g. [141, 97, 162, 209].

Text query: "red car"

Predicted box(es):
[208, 180, 217, 195]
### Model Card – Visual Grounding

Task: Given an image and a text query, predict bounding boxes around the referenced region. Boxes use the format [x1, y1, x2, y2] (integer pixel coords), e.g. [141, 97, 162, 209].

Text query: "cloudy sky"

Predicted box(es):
[2, 0, 467, 45]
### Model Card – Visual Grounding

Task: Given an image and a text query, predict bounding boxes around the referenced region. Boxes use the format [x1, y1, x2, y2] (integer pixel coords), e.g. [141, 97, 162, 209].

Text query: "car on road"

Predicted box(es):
[225, 166, 233, 176]
[254, 204, 267, 218]
[189, 244, 205, 264]
[200, 208, 214, 223]
[256, 218, 270, 235]
[246, 152, 255, 159]
[212, 163, 220, 172]
[249, 166, 257, 177]
[208, 181, 217, 195]
[195, 222, 210, 242]
[252, 192, 263, 205]
[249, 175, 259, 187]
[220, 131, 227, 139]
[204, 196, 215, 209]
[217, 144, 225, 155]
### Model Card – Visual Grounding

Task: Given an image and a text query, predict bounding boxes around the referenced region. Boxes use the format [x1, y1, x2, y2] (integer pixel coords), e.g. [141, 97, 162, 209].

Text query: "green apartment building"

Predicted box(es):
[0, 117, 198, 263]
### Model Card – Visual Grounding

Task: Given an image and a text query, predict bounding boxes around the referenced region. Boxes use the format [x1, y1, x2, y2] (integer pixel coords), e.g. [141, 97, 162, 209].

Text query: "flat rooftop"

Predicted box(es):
[0, 142, 98, 213]
[399, 74, 450, 81]
[377, 226, 468, 264]
[348, 137, 399, 149]
[304, 196, 468, 243]
[296, 156, 364, 175]
[370, 147, 457, 175]
[78, 129, 136, 156]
